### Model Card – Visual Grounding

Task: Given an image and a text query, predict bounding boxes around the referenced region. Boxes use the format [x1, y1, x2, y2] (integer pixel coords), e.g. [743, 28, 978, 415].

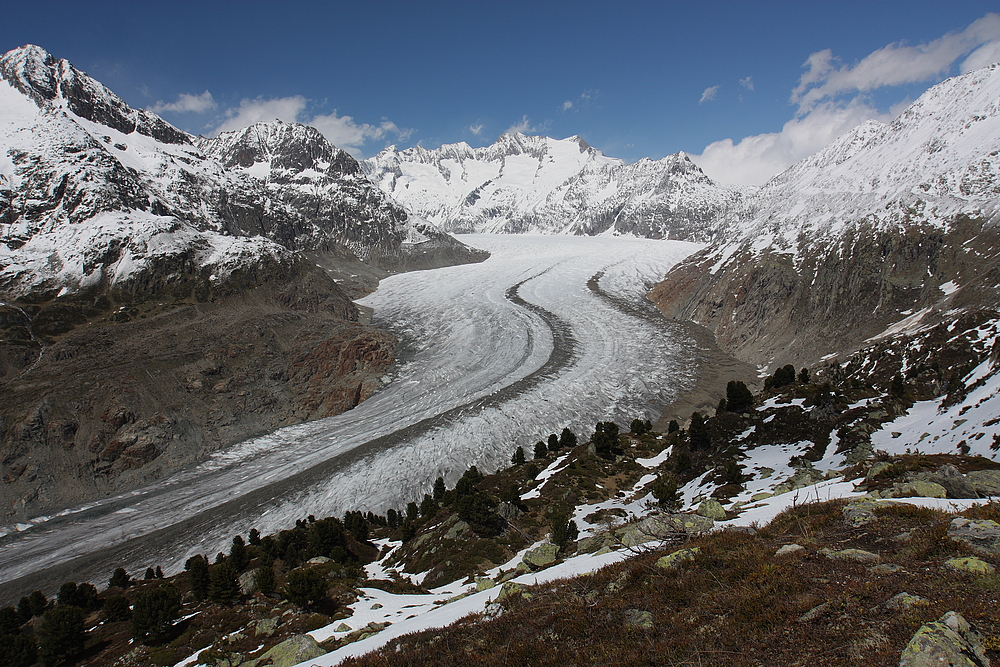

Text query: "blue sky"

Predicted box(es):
[3, 1, 1000, 184]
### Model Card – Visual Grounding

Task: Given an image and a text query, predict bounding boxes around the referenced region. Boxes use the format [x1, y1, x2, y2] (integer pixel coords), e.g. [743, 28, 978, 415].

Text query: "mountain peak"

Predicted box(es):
[0, 44, 189, 145]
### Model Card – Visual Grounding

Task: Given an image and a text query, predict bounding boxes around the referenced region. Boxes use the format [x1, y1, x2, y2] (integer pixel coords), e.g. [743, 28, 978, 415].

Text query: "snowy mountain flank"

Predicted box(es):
[0, 45, 485, 517]
[651, 64, 1000, 369]
[363, 134, 737, 240]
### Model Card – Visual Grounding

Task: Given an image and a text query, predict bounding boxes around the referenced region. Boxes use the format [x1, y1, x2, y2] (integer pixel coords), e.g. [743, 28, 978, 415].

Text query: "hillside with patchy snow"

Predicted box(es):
[652, 64, 1000, 369]
[364, 134, 738, 240]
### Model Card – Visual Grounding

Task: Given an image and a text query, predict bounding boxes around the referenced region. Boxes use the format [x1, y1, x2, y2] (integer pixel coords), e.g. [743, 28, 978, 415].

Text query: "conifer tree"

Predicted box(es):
[547, 433, 560, 452]
[209, 562, 239, 604]
[511, 446, 526, 466]
[433, 476, 447, 500]
[108, 567, 130, 590]
[37, 605, 85, 665]
[559, 427, 577, 449]
[185, 555, 210, 601]
[689, 412, 710, 451]
[130, 584, 181, 644]
[533, 441, 548, 459]
[255, 563, 276, 596]
[229, 535, 249, 572]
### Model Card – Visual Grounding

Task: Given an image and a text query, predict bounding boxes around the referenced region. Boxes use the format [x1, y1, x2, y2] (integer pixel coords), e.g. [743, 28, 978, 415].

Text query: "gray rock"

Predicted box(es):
[797, 602, 831, 623]
[843, 498, 880, 526]
[655, 547, 701, 570]
[623, 609, 654, 629]
[250, 617, 279, 637]
[445, 520, 470, 539]
[243, 635, 326, 667]
[944, 557, 996, 576]
[885, 592, 929, 611]
[696, 499, 727, 520]
[475, 577, 496, 591]
[899, 611, 990, 667]
[948, 518, 1000, 555]
[968, 469, 1000, 496]
[615, 513, 714, 547]
[819, 547, 880, 563]
[775, 544, 805, 557]
[884, 480, 947, 499]
[869, 563, 904, 575]
[239, 569, 258, 596]
[919, 465, 978, 499]
[523, 543, 559, 568]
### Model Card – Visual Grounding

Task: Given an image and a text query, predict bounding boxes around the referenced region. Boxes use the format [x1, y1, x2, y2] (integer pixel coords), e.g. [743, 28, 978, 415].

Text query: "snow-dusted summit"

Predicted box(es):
[652, 64, 1000, 367]
[364, 134, 736, 240]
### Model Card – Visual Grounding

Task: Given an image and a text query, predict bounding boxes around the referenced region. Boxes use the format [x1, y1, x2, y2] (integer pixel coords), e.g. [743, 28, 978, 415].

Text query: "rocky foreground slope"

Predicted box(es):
[651, 64, 1000, 370]
[364, 134, 738, 240]
[0, 45, 486, 520]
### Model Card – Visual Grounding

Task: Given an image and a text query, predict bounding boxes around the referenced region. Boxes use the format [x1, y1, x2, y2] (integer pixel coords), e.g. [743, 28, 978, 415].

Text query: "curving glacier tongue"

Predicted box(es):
[0, 235, 700, 596]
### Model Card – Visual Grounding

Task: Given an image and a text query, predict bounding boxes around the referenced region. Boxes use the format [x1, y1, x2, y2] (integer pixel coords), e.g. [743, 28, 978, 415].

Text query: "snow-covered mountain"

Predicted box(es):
[652, 63, 1000, 368]
[0, 45, 484, 304]
[364, 134, 737, 240]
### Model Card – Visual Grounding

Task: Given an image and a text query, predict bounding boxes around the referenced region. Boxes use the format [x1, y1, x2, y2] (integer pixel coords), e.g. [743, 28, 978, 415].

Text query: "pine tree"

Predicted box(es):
[725, 380, 754, 414]
[229, 535, 249, 572]
[284, 568, 328, 609]
[550, 512, 578, 549]
[591, 421, 620, 459]
[37, 605, 85, 665]
[108, 567, 130, 590]
[406, 501, 419, 522]
[248, 528, 262, 546]
[559, 427, 577, 449]
[255, 563, 276, 596]
[533, 441, 548, 459]
[511, 446, 526, 466]
[667, 420, 680, 434]
[209, 562, 239, 604]
[102, 595, 131, 623]
[144, 567, 156, 580]
[28, 591, 48, 617]
[651, 473, 681, 511]
[689, 412, 710, 451]
[798, 367, 810, 384]
[547, 433, 560, 452]
[185, 555, 210, 601]
[420, 493, 438, 518]
[433, 476, 447, 500]
[130, 584, 181, 644]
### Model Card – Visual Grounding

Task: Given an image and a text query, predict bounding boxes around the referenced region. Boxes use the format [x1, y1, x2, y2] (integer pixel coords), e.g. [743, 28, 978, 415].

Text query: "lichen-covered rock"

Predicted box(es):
[494, 581, 528, 603]
[884, 480, 948, 499]
[696, 499, 727, 520]
[968, 469, 1000, 496]
[656, 547, 701, 570]
[239, 570, 258, 595]
[843, 497, 880, 526]
[820, 547, 880, 563]
[885, 592, 929, 611]
[948, 518, 1000, 555]
[243, 635, 326, 667]
[919, 465, 978, 499]
[899, 611, 990, 667]
[623, 609, 654, 629]
[250, 617, 279, 637]
[616, 513, 715, 547]
[523, 543, 559, 568]
[944, 557, 996, 576]
[475, 577, 496, 591]
[334, 623, 352, 632]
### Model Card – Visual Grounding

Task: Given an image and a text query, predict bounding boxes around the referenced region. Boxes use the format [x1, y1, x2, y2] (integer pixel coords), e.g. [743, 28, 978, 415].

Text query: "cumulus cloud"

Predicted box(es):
[210, 96, 411, 155]
[561, 90, 598, 113]
[562, 100, 574, 111]
[699, 85, 720, 104]
[504, 115, 550, 135]
[792, 13, 1000, 111]
[691, 99, 888, 186]
[213, 96, 308, 134]
[468, 123, 484, 136]
[739, 76, 754, 91]
[148, 90, 217, 114]
[692, 13, 1000, 186]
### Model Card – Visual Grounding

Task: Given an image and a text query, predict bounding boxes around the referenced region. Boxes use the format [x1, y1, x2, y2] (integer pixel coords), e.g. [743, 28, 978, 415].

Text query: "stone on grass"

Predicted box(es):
[843, 498, 880, 527]
[775, 544, 805, 557]
[869, 563, 904, 575]
[655, 547, 701, 570]
[251, 617, 279, 637]
[523, 543, 559, 568]
[243, 635, 325, 667]
[696, 499, 727, 520]
[944, 557, 996, 576]
[885, 592, 929, 611]
[948, 518, 1000, 556]
[615, 513, 713, 547]
[475, 577, 496, 591]
[623, 609, 654, 629]
[885, 480, 947, 499]
[899, 611, 990, 667]
[820, 548, 880, 563]
[797, 602, 831, 623]
[494, 581, 528, 603]
[920, 465, 977, 499]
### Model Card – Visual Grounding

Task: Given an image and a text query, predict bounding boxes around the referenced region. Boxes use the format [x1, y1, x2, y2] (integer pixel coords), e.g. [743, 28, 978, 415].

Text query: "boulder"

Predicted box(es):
[843, 498, 880, 527]
[968, 470, 1000, 496]
[239, 569, 258, 596]
[494, 581, 526, 603]
[820, 548, 880, 563]
[307, 556, 333, 564]
[919, 465, 978, 499]
[334, 623, 352, 632]
[475, 577, 496, 591]
[243, 635, 325, 667]
[884, 480, 947, 499]
[616, 513, 715, 547]
[250, 617, 279, 637]
[899, 611, 990, 667]
[623, 609, 653, 629]
[885, 592, 929, 611]
[797, 602, 831, 623]
[944, 557, 996, 576]
[696, 499, 727, 520]
[655, 547, 701, 570]
[523, 543, 559, 568]
[445, 520, 470, 539]
[948, 518, 1000, 556]
[775, 544, 805, 557]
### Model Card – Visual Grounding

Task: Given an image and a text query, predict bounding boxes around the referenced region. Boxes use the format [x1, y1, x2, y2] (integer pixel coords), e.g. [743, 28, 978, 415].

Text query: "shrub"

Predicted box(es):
[102, 595, 131, 622]
[108, 567, 131, 590]
[0, 605, 21, 635]
[1, 633, 36, 667]
[209, 562, 240, 604]
[255, 564, 276, 596]
[651, 473, 681, 511]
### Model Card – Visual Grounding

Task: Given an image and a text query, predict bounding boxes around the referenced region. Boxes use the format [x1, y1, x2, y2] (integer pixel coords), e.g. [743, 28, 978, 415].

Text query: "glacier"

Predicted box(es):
[0, 235, 701, 595]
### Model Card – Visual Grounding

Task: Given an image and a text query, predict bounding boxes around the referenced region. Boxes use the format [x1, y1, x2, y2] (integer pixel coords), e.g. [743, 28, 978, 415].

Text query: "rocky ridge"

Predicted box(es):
[651, 64, 1000, 369]
[363, 133, 738, 240]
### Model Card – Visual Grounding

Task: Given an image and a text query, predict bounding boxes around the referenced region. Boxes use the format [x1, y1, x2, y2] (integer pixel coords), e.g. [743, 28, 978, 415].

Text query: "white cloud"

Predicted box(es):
[739, 76, 754, 91]
[504, 115, 550, 135]
[691, 99, 889, 186]
[562, 100, 574, 111]
[148, 91, 217, 114]
[210, 97, 411, 155]
[213, 96, 308, 134]
[699, 85, 720, 104]
[792, 13, 1000, 111]
[468, 123, 484, 136]
[692, 13, 1000, 186]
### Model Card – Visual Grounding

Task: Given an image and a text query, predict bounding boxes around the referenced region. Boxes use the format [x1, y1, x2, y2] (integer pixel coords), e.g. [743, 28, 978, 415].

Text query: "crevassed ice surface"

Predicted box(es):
[0, 235, 700, 586]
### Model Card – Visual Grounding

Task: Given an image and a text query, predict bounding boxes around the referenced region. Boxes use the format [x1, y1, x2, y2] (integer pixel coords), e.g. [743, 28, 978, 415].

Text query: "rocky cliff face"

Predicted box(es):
[0, 44, 484, 519]
[364, 134, 738, 240]
[651, 64, 1000, 369]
